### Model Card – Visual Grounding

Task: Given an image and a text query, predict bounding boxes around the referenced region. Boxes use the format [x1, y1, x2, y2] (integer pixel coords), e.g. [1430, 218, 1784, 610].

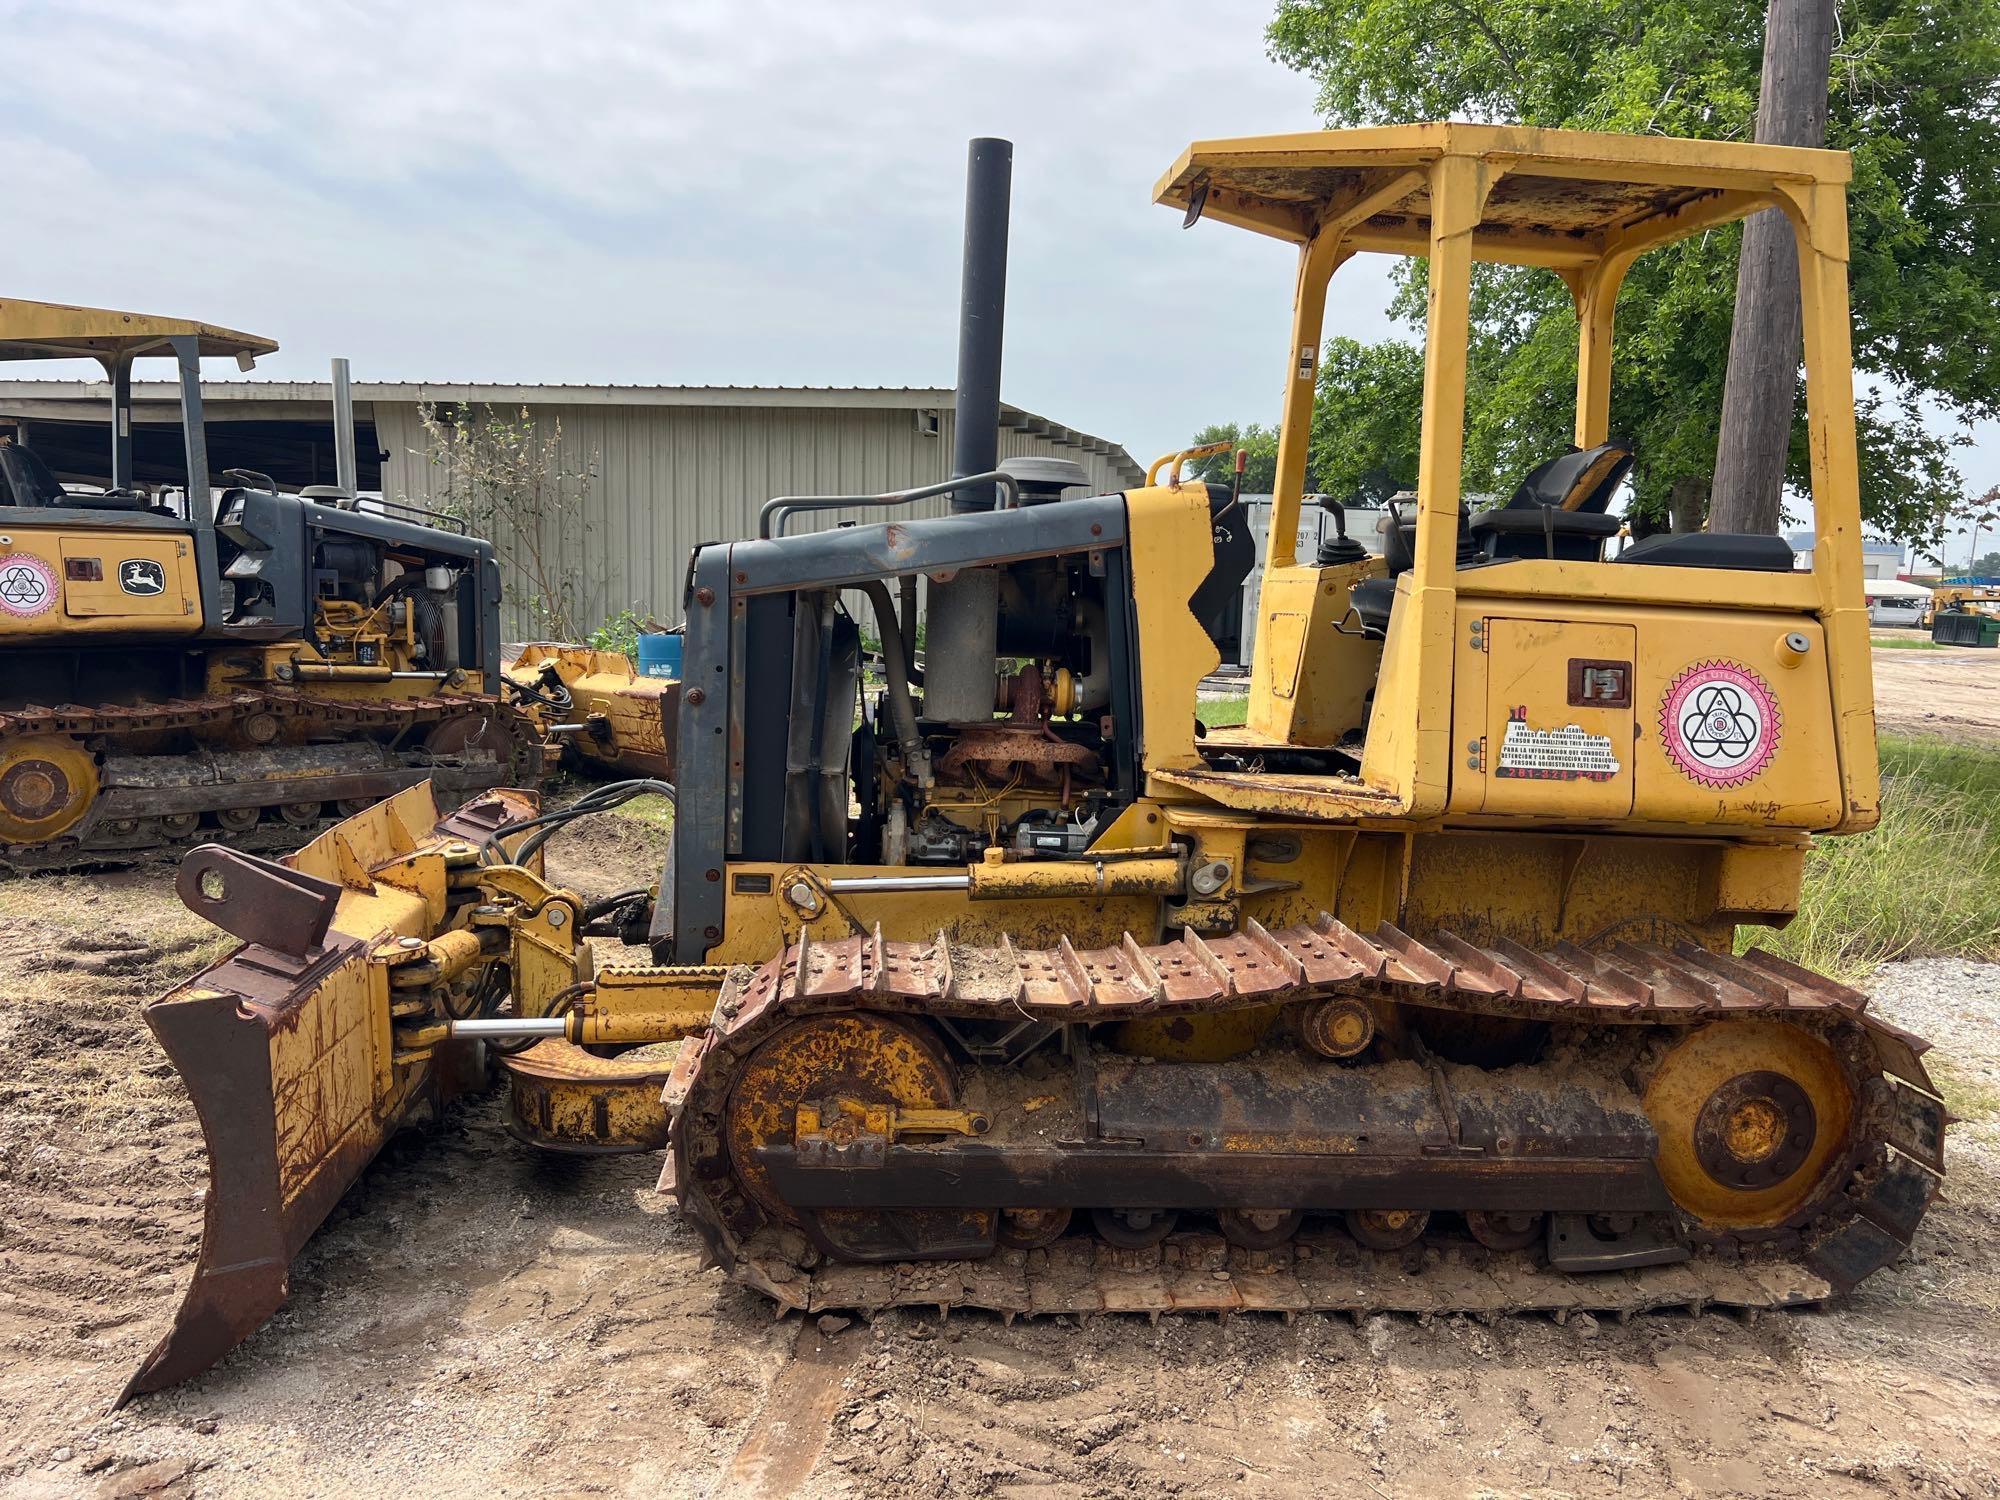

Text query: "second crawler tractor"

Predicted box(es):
[132, 126, 1944, 1395]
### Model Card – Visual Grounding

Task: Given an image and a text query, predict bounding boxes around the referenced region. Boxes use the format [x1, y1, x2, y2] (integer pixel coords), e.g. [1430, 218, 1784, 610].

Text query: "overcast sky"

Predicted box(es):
[7, 0, 1355, 460]
[7, 0, 1991, 556]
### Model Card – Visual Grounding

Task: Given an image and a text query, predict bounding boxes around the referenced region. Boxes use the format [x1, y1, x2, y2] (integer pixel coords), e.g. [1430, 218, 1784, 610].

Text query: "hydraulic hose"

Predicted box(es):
[481, 777, 677, 864]
[858, 580, 926, 780]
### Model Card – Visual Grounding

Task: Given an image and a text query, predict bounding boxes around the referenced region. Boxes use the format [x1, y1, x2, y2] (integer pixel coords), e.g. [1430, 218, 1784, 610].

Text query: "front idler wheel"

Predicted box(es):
[723, 1011, 959, 1226]
[1644, 1019, 1855, 1232]
[0, 735, 98, 843]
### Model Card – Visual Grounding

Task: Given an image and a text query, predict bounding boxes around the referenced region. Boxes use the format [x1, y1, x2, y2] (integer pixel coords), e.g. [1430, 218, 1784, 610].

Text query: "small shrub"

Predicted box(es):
[589, 608, 650, 661]
[1754, 734, 2000, 982]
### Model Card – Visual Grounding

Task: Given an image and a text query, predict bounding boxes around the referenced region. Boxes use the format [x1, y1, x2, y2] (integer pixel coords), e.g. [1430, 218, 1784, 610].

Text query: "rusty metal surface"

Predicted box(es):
[707, 915, 1872, 1034]
[501, 1040, 676, 1156]
[668, 914, 1945, 1321]
[742, 1225, 1837, 1320]
[122, 793, 527, 1403]
[118, 950, 346, 1402]
[174, 846, 343, 956]
[937, 723, 1101, 787]
[0, 686, 540, 871]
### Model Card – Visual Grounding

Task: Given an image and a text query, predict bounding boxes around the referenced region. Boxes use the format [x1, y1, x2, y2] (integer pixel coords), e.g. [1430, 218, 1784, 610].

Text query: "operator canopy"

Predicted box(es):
[1153, 122, 1849, 267]
[0, 298, 277, 363]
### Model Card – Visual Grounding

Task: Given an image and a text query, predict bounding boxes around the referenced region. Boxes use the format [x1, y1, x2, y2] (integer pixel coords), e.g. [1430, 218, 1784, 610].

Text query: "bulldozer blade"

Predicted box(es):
[121, 783, 539, 1403]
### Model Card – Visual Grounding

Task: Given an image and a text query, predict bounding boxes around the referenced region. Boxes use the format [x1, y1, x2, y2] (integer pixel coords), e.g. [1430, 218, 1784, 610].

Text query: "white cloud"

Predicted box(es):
[3, 0, 1355, 463]
[9, 0, 1983, 509]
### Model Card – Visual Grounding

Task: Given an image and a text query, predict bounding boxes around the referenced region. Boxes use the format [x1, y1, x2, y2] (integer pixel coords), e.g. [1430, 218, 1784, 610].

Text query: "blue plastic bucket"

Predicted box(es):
[635, 631, 683, 679]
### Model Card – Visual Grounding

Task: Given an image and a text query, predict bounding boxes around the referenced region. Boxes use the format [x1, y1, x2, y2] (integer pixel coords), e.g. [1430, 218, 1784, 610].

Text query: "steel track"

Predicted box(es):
[0, 688, 538, 872]
[666, 916, 1948, 1320]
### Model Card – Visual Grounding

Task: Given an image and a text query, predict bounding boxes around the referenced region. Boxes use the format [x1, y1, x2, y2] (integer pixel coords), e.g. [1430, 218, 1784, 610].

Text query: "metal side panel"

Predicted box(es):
[726, 493, 1129, 594]
[670, 542, 735, 962]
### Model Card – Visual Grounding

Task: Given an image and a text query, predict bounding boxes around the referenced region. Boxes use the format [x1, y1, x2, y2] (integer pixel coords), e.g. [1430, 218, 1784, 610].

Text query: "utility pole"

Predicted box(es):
[1708, 0, 1836, 535]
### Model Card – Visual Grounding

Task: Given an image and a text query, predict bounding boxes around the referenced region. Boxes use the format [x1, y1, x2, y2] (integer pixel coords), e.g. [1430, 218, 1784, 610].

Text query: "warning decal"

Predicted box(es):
[1659, 659, 1781, 788]
[1494, 708, 1622, 781]
[0, 553, 57, 617]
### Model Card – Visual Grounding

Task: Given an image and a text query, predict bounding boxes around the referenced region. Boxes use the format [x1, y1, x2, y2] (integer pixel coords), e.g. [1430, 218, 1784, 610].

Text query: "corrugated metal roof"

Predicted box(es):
[0, 380, 1150, 634]
[0, 378, 1137, 468]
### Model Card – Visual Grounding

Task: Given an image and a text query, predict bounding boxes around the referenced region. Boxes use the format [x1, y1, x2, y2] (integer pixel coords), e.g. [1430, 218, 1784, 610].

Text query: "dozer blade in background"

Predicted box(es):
[121, 783, 539, 1403]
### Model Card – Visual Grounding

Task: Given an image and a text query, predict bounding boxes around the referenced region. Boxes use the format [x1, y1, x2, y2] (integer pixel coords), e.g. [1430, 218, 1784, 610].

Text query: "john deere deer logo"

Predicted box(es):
[118, 559, 167, 596]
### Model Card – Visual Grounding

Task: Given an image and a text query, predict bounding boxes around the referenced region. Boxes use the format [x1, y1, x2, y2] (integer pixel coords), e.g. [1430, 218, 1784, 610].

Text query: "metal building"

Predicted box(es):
[0, 380, 1142, 635]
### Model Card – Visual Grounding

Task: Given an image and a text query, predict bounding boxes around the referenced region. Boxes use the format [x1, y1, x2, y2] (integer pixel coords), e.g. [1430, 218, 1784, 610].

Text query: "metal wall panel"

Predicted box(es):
[379, 400, 1142, 637]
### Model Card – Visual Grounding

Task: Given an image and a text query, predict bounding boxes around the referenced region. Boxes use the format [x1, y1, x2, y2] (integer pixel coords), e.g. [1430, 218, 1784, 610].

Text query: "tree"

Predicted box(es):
[1186, 421, 1281, 491]
[1266, 0, 2000, 545]
[1710, 0, 1836, 534]
[413, 403, 600, 639]
[1191, 339, 1425, 502]
[1307, 337, 1426, 498]
[1947, 485, 2000, 572]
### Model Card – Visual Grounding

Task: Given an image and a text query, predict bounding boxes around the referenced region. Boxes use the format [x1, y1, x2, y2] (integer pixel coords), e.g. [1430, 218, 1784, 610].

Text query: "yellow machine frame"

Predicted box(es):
[1151, 123, 1877, 834]
[127, 128, 1921, 1398]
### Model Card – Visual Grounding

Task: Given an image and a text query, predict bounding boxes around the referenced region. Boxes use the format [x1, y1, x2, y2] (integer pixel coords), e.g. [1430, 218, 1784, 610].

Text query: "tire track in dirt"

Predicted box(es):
[0, 871, 221, 1473]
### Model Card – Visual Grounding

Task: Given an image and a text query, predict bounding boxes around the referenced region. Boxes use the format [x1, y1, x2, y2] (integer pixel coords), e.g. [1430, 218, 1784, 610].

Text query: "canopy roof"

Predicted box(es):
[0, 298, 277, 363]
[1862, 579, 1933, 599]
[1154, 122, 1850, 269]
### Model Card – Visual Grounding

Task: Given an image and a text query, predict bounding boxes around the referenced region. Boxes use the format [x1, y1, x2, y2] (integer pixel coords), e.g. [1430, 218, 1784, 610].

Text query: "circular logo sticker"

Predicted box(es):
[1659, 660, 1781, 787]
[0, 553, 57, 617]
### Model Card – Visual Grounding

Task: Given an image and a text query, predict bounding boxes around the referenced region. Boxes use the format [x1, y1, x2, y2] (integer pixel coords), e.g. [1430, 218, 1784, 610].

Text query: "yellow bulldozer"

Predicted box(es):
[0, 302, 541, 869]
[503, 642, 678, 778]
[0, 305, 691, 869]
[125, 125, 1944, 1400]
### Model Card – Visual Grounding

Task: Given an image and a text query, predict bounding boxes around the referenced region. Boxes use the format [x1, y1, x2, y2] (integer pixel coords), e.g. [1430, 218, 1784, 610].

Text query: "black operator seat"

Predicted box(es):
[1468, 441, 1633, 562]
[0, 442, 66, 507]
[0, 442, 150, 512]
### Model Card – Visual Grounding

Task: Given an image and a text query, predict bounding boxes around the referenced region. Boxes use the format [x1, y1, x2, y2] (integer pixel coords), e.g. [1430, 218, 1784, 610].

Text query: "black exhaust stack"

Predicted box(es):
[950, 138, 1012, 511]
[925, 138, 1014, 720]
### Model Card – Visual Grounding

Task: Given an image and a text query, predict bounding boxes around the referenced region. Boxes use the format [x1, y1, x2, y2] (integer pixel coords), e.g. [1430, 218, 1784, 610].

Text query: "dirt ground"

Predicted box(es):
[1, 656, 1998, 1499]
[1868, 634, 2000, 741]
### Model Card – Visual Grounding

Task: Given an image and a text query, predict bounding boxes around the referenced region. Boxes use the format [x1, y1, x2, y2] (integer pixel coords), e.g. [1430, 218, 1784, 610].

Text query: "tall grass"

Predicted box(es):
[1755, 735, 2000, 982]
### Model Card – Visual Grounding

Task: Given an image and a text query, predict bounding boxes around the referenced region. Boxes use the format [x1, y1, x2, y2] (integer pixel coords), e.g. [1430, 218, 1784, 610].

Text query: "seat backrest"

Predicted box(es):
[1503, 441, 1633, 514]
[0, 443, 67, 508]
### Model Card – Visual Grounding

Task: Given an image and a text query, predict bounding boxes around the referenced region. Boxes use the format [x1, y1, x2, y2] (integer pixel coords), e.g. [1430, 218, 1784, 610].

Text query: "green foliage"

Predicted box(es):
[1755, 734, 2000, 980]
[1265, 0, 2000, 545]
[1188, 422, 1281, 491]
[1193, 339, 1424, 503]
[1308, 338, 1426, 498]
[414, 403, 600, 639]
[587, 608, 649, 660]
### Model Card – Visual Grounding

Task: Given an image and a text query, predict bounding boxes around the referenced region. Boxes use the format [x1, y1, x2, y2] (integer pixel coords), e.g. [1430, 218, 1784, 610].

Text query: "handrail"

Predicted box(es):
[758, 470, 1022, 539]
[1144, 440, 1232, 489]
